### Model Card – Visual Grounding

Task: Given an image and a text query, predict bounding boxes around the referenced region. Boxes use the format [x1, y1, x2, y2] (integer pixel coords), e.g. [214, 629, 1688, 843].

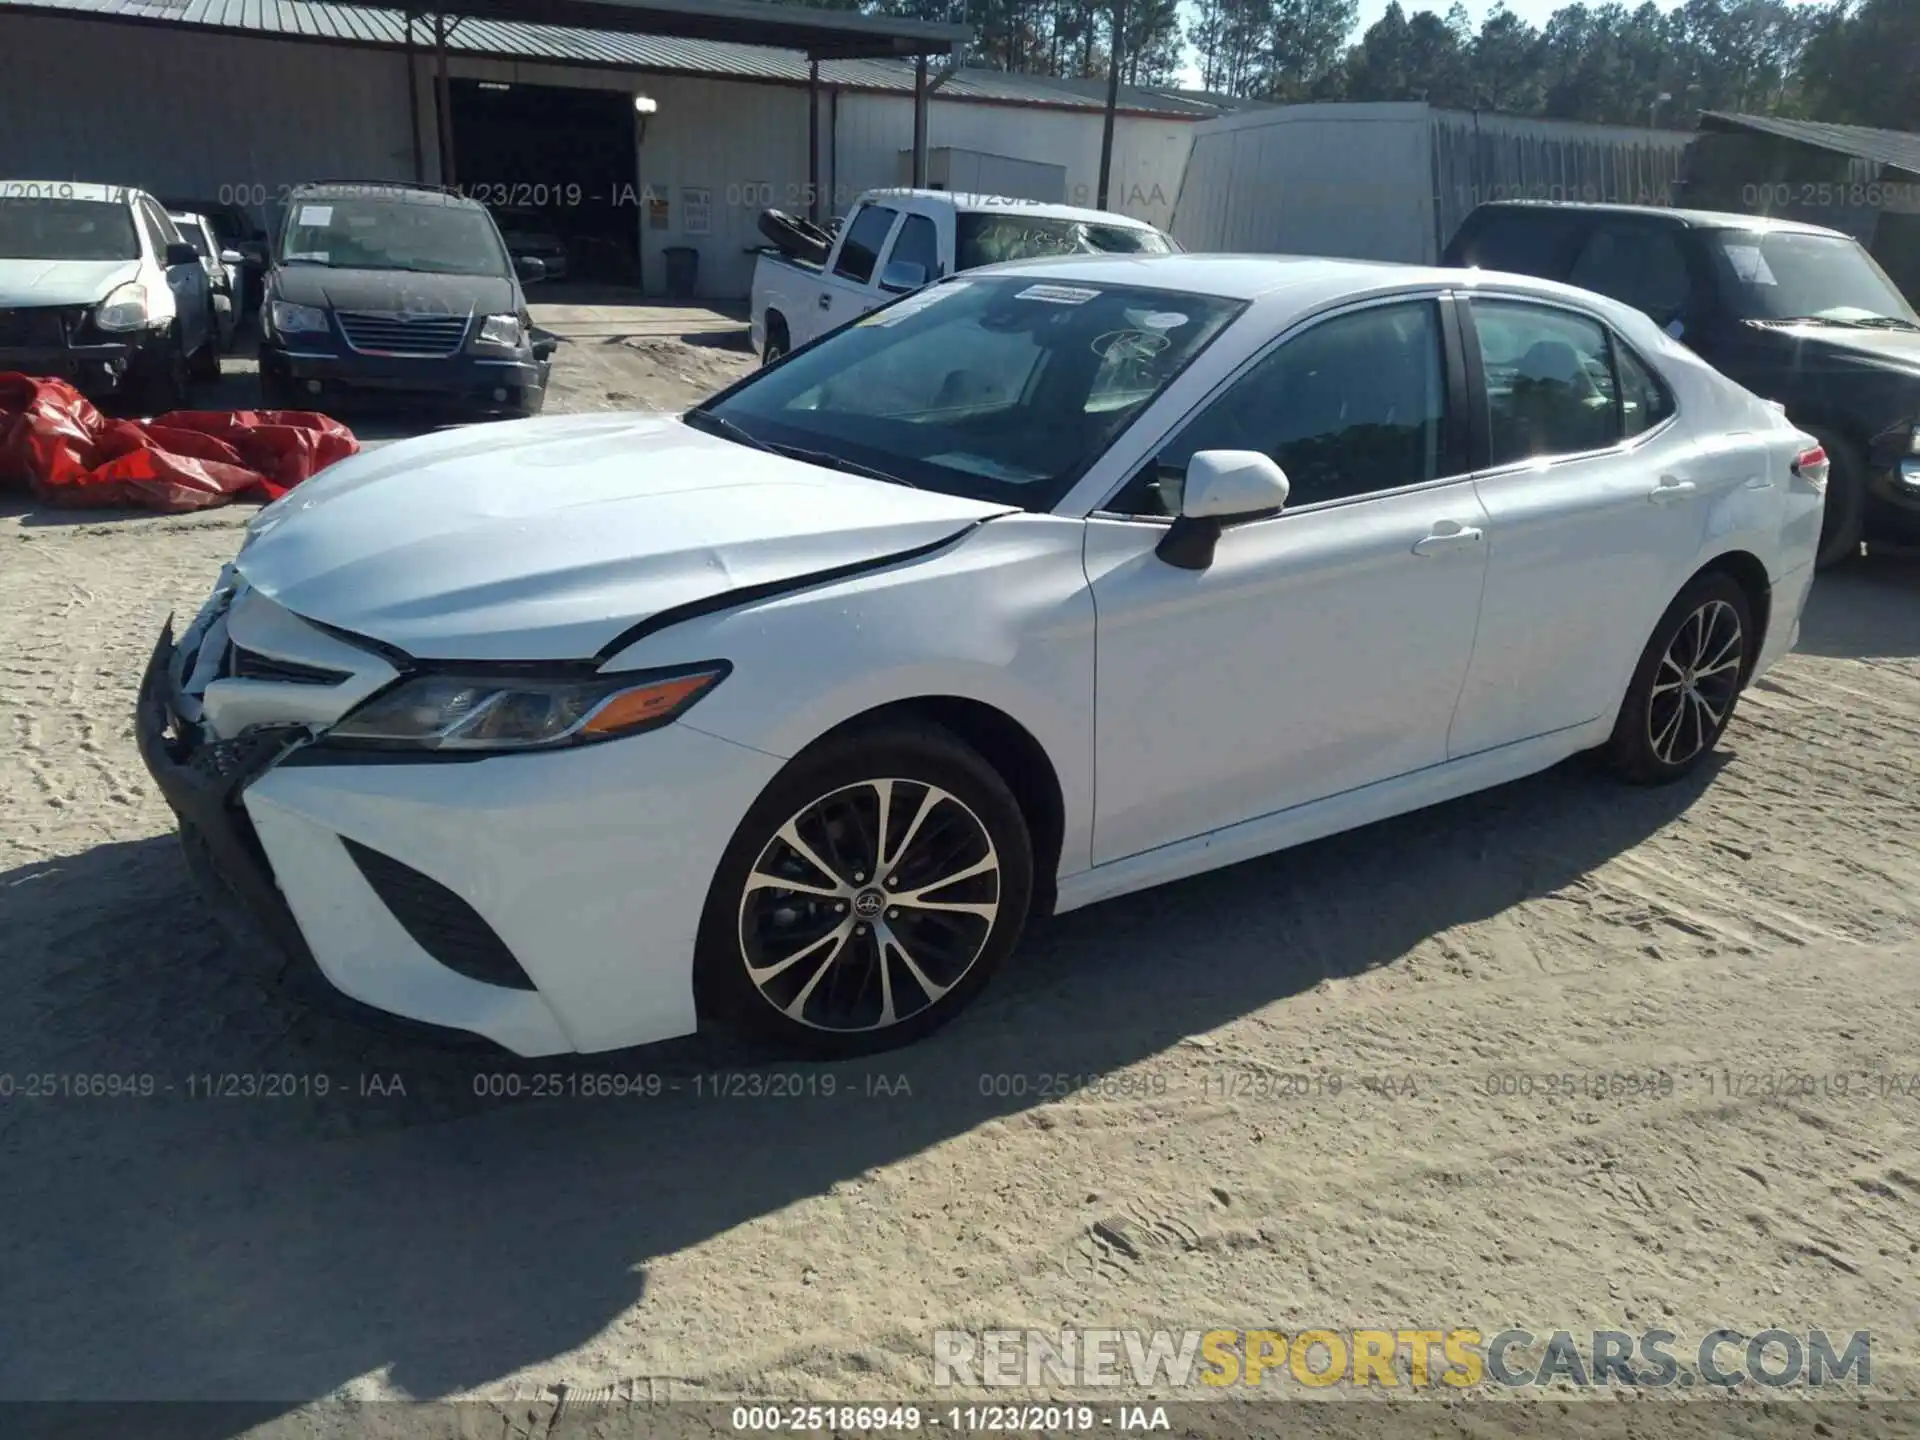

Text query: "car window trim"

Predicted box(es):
[1089, 289, 1471, 523]
[1454, 290, 1681, 476]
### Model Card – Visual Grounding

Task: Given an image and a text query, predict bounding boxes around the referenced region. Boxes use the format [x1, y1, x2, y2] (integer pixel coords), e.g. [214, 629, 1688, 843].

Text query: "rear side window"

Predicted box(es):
[1616, 341, 1675, 437]
[1567, 224, 1693, 323]
[1446, 209, 1591, 278]
[834, 204, 898, 286]
[1471, 301, 1620, 463]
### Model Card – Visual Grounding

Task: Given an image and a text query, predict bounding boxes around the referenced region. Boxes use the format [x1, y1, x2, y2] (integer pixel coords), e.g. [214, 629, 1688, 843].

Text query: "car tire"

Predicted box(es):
[1604, 571, 1753, 786]
[694, 722, 1034, 1057]
[190, 314, 221, 381]
[258, 373, 300, 411]
[1811, 428, 1865, 571]
[133, 328, 190, 414]
[761, 317, 788, 367]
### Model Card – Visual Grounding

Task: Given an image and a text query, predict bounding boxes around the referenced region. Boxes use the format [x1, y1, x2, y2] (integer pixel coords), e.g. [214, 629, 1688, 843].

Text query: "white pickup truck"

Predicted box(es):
[749, 188, 1175, 363]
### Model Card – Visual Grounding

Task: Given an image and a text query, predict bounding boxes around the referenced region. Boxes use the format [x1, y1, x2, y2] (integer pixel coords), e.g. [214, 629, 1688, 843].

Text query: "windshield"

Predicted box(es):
[1709, 231, 1918, 325]
[0, 197, 139, 261]
[956, 214, 1174, 271]
[278, 193, 508, 276]
[698, 275, 1242, 510]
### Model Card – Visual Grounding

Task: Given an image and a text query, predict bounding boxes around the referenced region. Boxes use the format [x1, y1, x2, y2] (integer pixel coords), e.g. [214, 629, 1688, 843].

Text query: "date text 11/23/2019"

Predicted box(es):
[728, 1404, 1172, 1432]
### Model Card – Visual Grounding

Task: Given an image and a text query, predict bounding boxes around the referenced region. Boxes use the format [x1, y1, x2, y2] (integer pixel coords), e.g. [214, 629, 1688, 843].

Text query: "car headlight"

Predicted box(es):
[94, 281, 153, 332]
[323, 664, 729, 752]
[476, 313, 526, 349]
[269, 300, 330, 335]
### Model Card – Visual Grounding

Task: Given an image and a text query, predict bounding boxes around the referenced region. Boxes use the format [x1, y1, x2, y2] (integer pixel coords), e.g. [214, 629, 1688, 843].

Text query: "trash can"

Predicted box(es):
[663, 245, 699, 299]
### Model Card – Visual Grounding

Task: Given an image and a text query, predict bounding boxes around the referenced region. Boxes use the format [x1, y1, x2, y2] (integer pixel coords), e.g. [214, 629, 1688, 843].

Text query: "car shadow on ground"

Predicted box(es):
[0, 749, 1723, 1421]
[1796, 550, 1920, 660]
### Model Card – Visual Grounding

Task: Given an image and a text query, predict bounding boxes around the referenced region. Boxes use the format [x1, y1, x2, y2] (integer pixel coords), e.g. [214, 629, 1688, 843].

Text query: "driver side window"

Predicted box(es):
[1109, 300, 1451, 517]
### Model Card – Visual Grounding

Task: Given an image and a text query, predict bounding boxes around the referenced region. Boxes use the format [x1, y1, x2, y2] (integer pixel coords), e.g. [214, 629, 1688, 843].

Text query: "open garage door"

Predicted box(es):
[448, 79, 641, 285]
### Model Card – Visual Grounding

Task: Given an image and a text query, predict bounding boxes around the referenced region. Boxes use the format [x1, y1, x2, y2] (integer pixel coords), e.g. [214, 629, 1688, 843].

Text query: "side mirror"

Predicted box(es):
[515, 255, 548, 283]
[1156, 449, 1290, 571]
[219, 248, 244, 265]
[878, 259, 929, 294]
[164, 241, 200, 268]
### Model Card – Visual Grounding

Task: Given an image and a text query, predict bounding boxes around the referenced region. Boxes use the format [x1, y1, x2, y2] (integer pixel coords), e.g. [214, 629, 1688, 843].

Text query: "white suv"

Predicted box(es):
[0, 181, 217, 408]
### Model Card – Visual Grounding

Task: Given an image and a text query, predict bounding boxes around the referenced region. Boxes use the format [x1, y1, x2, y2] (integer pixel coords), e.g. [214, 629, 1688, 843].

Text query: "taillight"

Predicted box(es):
[1792, 445, 1829, 494]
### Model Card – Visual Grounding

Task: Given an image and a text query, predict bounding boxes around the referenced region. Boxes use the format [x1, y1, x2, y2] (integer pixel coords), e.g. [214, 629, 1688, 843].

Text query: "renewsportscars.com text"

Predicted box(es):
[932, 1327, 1872, 1390]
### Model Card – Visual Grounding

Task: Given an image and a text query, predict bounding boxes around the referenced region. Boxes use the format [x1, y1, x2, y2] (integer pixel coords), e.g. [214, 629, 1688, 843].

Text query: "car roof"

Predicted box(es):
[1467, 200, 1847, 238]
[959, 252, 1436, 301]
[0, 181, 138, 204]
[861, 188, 1163, 230]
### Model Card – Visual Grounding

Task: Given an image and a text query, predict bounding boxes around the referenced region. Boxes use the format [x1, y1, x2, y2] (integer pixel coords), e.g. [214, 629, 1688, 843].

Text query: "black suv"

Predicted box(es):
[1443, 202, 1920, 567]
[258, 182, 554, 417]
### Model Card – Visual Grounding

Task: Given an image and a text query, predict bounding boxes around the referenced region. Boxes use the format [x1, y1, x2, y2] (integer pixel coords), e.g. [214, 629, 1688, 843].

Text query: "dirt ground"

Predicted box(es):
[2, 326, 1919, 1434]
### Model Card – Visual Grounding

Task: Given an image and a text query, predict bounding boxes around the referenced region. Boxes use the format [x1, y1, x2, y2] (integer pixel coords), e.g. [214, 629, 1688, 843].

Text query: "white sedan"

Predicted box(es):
[137, 255, 1828, 1058]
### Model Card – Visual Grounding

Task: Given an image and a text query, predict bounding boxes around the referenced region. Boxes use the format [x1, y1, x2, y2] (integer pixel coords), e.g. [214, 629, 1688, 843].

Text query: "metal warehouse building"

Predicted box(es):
[1172, 102, 1695, 265]
[0, 0, 1223, 298]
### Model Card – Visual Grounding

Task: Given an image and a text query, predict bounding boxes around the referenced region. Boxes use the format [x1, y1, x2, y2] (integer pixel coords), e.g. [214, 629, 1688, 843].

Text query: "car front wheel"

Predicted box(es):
[696, 724, 1034, 1056]
[1605, 572, 1752, 784]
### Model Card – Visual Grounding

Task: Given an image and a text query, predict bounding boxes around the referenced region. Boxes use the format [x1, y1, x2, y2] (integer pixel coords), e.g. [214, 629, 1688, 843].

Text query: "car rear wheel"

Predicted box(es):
[695, 723, 1033, 1057]
[1811, 428, 1865, 570]
[1605, 572, 1752, 785]
[761, 316, 789, 367]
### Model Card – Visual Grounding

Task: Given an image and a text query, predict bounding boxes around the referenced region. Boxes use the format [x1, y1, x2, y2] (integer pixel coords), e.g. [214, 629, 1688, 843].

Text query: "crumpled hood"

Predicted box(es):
[0, 257, 139, 308]
[237, 412, 1013, 661]
[269, 264, 517, 317]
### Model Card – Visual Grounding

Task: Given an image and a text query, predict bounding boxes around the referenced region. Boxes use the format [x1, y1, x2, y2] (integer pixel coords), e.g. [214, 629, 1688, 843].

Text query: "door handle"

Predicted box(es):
[818, 293, 833, 309]
[1649, 475, 1697, 504]
[1412, 520, 1484, 556]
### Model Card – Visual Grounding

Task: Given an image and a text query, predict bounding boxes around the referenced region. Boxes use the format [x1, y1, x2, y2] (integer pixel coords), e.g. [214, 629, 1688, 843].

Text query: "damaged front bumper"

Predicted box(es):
[135, 620, 492, 1041]
[134, 620, 318, 981]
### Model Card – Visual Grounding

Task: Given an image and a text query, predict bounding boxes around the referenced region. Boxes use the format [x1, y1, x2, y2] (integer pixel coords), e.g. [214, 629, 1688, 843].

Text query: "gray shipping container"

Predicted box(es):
[895, 146, 1069, 203]
[1172, 102, 1695, 262]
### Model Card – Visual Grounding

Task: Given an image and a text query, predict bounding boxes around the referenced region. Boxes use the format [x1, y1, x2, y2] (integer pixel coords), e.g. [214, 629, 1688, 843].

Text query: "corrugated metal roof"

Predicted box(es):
[0, 0, 1222, 115]
[1700, 111, 1920, 179]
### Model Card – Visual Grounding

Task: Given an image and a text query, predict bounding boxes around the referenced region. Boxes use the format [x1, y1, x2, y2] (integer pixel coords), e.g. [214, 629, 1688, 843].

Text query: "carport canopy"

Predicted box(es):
[375, 0, 968, 60]
[359, 0, 970, 191]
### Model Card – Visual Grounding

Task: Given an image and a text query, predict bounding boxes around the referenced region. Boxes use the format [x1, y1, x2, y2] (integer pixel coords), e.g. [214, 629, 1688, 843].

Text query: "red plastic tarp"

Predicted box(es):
[0, 372, 358, 513]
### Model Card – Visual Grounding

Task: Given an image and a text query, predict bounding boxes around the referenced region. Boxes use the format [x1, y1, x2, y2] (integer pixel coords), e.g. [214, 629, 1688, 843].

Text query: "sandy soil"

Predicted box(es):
[2, 335, 1918, 1434]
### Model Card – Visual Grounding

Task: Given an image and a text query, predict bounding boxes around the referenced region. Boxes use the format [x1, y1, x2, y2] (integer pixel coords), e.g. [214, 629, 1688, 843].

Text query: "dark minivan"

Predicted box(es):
[258, 182, 554, 417]
[1444, 202, 1920, 567]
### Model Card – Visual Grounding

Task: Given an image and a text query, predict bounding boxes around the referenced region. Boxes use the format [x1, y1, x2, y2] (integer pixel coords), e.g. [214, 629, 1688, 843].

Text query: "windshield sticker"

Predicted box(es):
[1722, 244, 1776, 286]
[296, 204, 334, 227]
[1016, 283, 1099, 305]
[1137, 311, 1189, 330]
[857, 280, 969, 327]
